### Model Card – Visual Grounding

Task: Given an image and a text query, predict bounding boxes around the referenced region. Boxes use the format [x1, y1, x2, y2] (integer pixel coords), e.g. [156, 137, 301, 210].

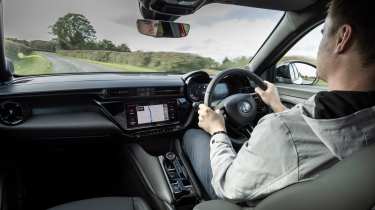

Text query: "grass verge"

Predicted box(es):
[14, 52, 52, 75]
[85, 59, 159, 72]
[55, 54, 161, 73]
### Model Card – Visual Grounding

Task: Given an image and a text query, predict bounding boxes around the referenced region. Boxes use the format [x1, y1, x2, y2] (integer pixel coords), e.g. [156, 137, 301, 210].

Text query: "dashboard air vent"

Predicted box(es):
[101, 89, 138, 98]
[0, 101, 30, 126]
[100, 87, 183, 99]
[151, 87, 183, 96]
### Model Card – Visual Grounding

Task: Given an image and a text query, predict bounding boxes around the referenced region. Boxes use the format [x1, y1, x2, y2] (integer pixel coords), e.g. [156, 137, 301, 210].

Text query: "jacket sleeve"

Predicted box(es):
[210, 114, 299, 202]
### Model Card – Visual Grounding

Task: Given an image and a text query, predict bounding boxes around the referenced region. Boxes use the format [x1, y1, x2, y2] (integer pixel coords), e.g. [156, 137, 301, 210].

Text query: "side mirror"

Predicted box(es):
[137, 19, 190, 38]
[276, 61, 317, 85]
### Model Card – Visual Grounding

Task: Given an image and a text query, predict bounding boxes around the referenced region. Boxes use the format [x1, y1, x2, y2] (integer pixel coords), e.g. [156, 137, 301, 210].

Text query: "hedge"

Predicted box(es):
[57, 50, 218, 72]
[5, 40, 33, 60]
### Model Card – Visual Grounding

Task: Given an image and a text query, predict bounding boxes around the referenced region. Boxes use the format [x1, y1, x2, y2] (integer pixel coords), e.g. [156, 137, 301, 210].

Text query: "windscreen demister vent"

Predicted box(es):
[0, 101, 30, 126]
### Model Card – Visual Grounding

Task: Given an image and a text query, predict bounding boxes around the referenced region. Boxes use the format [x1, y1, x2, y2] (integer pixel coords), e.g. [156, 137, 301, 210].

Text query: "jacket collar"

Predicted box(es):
[301, 97, 375, 159]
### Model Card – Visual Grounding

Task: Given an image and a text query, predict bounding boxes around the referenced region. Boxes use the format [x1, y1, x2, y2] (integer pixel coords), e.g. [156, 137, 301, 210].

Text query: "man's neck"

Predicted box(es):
[327, 65, 375, 92]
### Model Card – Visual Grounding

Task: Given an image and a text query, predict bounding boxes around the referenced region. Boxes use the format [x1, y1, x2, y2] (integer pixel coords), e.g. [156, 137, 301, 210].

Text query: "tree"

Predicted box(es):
[222, 57, 231, 64]
[116, 44, 131, 52]
[83, 40, 98, 50]
[97, 39, 116, 51]
[218, 56, 249, 70]
[50, 13, 96, 50]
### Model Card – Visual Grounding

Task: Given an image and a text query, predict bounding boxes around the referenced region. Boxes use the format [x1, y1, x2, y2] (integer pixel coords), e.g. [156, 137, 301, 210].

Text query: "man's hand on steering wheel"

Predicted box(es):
[255, 81, 287, 113]
[198, 80, 287, 136]
[198, 104, 226, 135]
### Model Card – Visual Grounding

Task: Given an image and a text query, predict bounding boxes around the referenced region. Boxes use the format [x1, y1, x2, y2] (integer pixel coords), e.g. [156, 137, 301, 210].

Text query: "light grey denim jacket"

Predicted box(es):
[210, 96, 375, 202]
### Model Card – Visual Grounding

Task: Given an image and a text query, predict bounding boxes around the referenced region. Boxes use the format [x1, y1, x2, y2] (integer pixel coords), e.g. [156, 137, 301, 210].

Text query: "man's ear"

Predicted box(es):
[334, 24, 353, 54]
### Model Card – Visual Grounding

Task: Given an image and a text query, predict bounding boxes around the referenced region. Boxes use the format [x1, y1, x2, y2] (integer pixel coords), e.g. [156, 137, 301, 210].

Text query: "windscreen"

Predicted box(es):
[4, 0, 283, 75]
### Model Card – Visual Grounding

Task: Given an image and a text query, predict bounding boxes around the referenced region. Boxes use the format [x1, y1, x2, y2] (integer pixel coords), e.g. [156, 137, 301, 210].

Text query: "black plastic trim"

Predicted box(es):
[0, 74, 184, 97]
[0, 0, 11, 83]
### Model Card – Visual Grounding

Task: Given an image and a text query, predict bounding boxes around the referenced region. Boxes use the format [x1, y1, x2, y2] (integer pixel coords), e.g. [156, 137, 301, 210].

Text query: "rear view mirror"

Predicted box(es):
[137, 19, 190, 38]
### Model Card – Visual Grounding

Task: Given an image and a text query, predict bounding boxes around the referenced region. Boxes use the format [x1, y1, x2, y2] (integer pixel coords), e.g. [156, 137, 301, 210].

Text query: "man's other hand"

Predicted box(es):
[198, 104, 226, 135]
[255, 81, 286, 113]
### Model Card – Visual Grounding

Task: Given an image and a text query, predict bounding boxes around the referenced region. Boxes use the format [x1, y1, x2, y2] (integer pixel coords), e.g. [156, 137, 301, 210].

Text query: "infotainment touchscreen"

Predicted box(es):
[125, 101, 178, 129]
[136, 104, 169, 124]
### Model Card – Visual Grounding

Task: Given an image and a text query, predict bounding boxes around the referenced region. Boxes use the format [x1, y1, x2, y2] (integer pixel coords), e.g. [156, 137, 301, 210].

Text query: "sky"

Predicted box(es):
[286, 24, 324, 60]
[3, 0, 321, 62]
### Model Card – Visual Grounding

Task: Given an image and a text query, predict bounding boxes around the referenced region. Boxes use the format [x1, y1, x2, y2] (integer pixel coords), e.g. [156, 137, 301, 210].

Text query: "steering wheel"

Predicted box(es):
[204, 68, 267, 143]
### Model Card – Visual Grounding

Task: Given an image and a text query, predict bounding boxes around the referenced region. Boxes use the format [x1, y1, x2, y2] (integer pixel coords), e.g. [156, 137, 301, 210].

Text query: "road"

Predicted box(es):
[39, 52, 120, 73]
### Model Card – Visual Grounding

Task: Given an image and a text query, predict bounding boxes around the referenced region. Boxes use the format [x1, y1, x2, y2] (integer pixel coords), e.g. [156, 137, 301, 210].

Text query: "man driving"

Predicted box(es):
[183, 0, 375, 202]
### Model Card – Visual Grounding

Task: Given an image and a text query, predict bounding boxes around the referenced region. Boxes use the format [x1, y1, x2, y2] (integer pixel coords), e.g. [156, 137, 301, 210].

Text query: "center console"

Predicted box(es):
[159, 152, 196, 202]
[126, 143, 200, 210]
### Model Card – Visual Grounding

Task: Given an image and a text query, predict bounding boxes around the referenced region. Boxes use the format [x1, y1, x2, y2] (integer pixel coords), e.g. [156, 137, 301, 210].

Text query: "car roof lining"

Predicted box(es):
[212, 0, 320, 11]
[140, 0, 321, 21]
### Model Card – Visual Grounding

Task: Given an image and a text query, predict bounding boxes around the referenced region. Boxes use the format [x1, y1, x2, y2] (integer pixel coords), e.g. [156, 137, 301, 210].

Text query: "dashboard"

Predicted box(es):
[0, 71, 265, 140]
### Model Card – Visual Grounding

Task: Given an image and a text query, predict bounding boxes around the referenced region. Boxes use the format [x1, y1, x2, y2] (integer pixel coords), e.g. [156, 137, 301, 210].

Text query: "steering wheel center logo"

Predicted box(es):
[240, 101, 251, 113]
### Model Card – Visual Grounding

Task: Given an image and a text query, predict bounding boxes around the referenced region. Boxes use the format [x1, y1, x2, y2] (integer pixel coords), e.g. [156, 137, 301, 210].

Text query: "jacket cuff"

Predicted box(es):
[210, 133, 231, 144]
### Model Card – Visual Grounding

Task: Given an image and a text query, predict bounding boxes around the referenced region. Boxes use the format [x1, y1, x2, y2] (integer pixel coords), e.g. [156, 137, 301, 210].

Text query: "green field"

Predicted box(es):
[58, 52, 226, 74]
[82, 59, 160, 72]
[87, 59, 224, 74]
[14, 52, 52, 75]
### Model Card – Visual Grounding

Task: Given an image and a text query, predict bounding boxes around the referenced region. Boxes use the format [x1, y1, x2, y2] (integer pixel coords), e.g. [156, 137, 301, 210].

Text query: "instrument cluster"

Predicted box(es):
[185, 71, 230, 103]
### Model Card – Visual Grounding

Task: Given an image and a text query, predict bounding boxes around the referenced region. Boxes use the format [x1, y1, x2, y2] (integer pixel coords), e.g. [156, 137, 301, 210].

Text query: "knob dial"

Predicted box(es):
[165, 152, 176, 161]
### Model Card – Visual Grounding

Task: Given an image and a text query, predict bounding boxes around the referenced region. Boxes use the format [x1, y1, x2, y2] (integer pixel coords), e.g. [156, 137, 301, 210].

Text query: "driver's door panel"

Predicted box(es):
[276, 83, 327, 107]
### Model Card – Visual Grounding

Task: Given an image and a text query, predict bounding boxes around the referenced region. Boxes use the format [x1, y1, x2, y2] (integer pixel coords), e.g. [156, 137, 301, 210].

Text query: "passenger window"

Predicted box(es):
[276, 24, 327, 87]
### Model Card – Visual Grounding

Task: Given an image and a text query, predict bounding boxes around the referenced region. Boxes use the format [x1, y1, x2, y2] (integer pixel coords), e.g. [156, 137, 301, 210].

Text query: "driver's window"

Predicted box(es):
[276, 23, 327, 87]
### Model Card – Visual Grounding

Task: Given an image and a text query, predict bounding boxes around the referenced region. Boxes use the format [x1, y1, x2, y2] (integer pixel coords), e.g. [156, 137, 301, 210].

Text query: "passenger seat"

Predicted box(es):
[47, 197, 151, 210]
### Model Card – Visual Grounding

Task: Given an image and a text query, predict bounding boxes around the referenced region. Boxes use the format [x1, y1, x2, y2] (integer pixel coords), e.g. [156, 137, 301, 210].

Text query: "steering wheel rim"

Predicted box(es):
[204, 68, 267, 142]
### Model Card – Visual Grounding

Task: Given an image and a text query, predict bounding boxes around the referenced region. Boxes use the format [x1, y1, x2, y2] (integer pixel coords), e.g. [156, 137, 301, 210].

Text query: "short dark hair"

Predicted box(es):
[328, 0, 375, 66]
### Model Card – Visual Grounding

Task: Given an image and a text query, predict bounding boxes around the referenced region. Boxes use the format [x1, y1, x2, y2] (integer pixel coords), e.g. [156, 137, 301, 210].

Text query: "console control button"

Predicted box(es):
[166, 152, 176, 161]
